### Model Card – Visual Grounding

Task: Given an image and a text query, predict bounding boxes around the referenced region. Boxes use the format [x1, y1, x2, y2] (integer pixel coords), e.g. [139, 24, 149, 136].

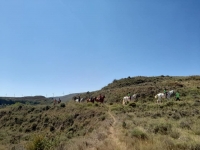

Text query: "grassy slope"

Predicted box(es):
[0, 75, 200, 150]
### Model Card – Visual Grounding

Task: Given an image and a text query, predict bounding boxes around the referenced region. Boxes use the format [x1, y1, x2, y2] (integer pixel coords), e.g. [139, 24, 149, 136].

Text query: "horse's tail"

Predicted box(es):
[155, 95, 158, 99]
[122, 99, 125, 105]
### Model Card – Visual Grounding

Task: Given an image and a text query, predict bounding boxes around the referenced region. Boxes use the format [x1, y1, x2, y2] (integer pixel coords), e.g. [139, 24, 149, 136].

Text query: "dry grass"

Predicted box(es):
[1, 76, 200, 149]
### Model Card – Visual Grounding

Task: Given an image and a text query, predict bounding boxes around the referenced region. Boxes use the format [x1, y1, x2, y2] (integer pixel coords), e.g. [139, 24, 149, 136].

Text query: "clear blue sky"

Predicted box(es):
[0, 0, 200, 97]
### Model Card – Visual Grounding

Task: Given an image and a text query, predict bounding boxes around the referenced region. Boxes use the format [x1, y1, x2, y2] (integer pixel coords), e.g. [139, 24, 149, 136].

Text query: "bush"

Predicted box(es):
[60, 103, 65, 107]
[129, 103, 136, 108]
[180, 121, 191, 129]
[153, 123, 172, 135]
[25, 134, 59, 150]
[170, 130, 180, 139]
[130, 129, 148, 140]
[122, 122, 126, 129]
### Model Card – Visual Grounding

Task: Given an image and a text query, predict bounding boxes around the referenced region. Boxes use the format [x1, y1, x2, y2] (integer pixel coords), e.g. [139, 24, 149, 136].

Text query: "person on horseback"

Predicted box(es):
[78, 95, 81, 103]
[164, 88, 168, 98]
[128, 92, 131, 100]
[176, 91, 180, 101]
[99, 94, 102, 100]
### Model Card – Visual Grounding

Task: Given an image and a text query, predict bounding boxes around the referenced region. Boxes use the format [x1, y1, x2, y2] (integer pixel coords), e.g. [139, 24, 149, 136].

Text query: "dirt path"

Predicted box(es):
[108, 108, 127, 150]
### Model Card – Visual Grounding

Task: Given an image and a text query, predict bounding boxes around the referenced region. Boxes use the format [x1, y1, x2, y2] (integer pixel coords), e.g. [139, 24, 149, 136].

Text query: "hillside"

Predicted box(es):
[79, 75, 200, 103]
[0, 75, 200, 150]
[0, 96, 52, 106]
[53, 93, 82, 102]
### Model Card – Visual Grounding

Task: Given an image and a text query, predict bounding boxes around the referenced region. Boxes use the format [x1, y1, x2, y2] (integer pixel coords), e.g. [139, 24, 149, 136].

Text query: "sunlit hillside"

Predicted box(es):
[0, 75, 200, 150]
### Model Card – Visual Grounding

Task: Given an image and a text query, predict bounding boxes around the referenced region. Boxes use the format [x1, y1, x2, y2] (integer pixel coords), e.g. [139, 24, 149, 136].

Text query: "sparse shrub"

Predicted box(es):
[151, 113, 161, 118]
[19, 127, 23, 132]
[170, 130, 180, 139]
[28, 107, 35, 113]
[153, 123, 172, 135]
[172, 113, 181, 120]
[165, 101, 174, 106]
[87, 103, 93, 107]
[193, 128, 200, 135]
[100, 115, 106, 121]
[25, 128, 31, 133]
[130, 128, 148, 140]
[45, 106, 50, 110]
[18, 105, 22, 110]
[29, 117, 36, 123]
[129, 102, 136, 107]
[122, 121, 126, 129]
[15, 117, 23, 125]
[191, 143, 200, 150]
[97, 133, 107, 141]
[60, 103, 65, 107]
[66, 131, 73, 139]
[179, 102, 188, 107]
[180, 121, 191, 129]
[31, 123, 37, 131]
[50, 126, 55, 132]
[25, 134, 59, 150]
[95, 103, 99, 107]
[43, 123, 48, 128]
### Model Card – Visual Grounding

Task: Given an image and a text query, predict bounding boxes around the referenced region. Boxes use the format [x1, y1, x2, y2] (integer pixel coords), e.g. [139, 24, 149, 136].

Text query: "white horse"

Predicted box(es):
[155, 93, 165, 103]
[167, 90, 175, 99]
[75, 98, 84, 102]
[122, 94, 137, 105]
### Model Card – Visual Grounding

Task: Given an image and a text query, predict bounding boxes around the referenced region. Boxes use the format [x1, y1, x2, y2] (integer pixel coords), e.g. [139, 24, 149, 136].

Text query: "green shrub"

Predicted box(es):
[60, 103, 65, 107]
[25, 134, 59, 150]
[122, 122, 126, 129]
[153, 123, 172, 135]
[180, 121, 191, 129]
[130, 129, 148, 140]
[129, 102, 136, 108]
[100, 115, 106, 121]
[165, 101, 174, 106]
[170, 130, 180, 139]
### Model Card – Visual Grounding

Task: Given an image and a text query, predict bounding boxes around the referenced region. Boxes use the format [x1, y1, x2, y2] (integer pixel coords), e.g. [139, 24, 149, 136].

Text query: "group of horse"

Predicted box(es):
[87, 95, 106, 103]
[72, 90, 176, 105]
[154, 90, 175, 103]
[53, 98, 61, 106]
[122, 90, 175, 105]
[73, 95, 106, 103]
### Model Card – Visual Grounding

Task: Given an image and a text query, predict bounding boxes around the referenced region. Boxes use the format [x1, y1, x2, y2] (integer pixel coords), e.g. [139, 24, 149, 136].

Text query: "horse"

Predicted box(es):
[155, 93, 165, 103]
[122, 94, 138, 105]
[95, 95, 105, 103]
[53, 99, 57, 106]
[58, 98, 61, 104]
[167, 90, 175, 99]
[87, 97, 96, 103]
[74, 98, 84, 102]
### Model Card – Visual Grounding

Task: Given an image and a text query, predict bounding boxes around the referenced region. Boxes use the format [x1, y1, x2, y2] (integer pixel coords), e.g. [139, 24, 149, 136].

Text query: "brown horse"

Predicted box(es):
[53, 99, 57, 106]
[95, 95, 105, 103]
[87, 97, 96, 103]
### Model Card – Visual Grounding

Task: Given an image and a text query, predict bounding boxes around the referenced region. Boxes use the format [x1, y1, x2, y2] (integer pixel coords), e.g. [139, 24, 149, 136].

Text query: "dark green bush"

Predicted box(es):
[180, 121, 191, 129]
[129, 102, 136, 107]
[131, 129, 148, 140]
[60, 103, 65, 107]
[153, 123, 172, 135]
[170, 130, 180, 139]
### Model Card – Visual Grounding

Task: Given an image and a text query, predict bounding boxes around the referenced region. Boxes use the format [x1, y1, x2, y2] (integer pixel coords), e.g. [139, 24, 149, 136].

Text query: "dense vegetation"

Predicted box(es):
[0, 75, 200, 150]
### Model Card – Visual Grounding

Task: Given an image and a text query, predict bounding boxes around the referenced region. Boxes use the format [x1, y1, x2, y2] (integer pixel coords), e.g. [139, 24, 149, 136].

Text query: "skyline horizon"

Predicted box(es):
[1, 74, 199, 97]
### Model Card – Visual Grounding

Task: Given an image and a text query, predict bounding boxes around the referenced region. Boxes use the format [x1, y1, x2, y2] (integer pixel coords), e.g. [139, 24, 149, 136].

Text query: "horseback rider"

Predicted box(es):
[78, 95, 81, 102]
[164, 88, 168, 98]
[99, 94, 102, 100]
[128, 92, 131, 100]
[176, 91, 180, 101]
